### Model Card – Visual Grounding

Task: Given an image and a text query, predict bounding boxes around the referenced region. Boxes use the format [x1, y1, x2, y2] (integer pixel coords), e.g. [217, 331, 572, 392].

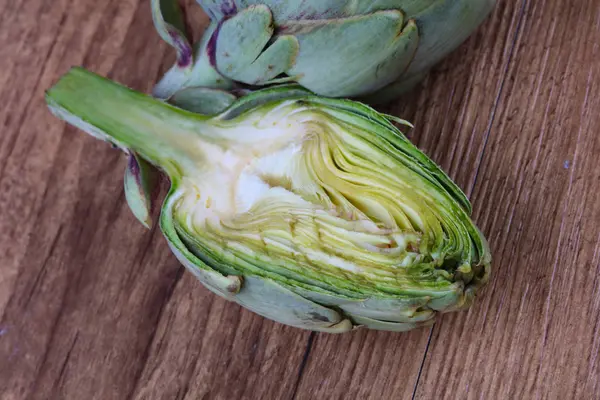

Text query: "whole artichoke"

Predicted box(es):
[46, 67, 491, 332]
[152, 0, 496, 103]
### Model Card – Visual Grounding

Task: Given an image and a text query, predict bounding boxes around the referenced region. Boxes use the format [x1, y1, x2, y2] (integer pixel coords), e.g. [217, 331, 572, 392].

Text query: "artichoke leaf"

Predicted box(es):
[213, 5, 300, 85]
[284, 11, 419, 97]
[124, 152, 158, 229]
[365, 0, 497, 101]
[168, 86, 238, 114]
[151, 0, 193, 68]
[351, 314, 435, 332]
[153, 22, 235, 99]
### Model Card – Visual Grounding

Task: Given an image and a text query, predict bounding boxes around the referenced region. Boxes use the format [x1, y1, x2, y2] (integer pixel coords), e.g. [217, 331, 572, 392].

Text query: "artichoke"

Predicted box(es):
[152, 0, 496, 103]
[46, 67, 490, 333]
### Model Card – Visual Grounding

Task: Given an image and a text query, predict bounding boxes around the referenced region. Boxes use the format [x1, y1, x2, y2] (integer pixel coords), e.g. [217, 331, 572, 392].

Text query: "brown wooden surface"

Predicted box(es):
[0, 0, 599, 399]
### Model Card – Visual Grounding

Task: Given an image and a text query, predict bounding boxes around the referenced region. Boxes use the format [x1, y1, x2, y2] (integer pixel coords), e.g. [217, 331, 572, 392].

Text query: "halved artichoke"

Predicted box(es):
[152, 0, 496, 103]
[46, 67, 490, 332]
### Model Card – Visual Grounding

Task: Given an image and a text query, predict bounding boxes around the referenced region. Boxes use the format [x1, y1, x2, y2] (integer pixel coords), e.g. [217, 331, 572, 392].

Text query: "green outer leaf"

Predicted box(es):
[169, 87, 237, 114]
[216, 84, 312, 120]
[362, 0, 497, 102]
[351, 314, 435, 332]
[358, 70, 428, 104]
[151, 0, 192, 68]
[286, 11, 419, 97]
[404, 0, 496, 76]
[124, 152, 158, 229]
[290, 285, 436, 323]
[215, 5, 300, 85]
[153, 22, 235, 99]
[229, 35, 299, 85]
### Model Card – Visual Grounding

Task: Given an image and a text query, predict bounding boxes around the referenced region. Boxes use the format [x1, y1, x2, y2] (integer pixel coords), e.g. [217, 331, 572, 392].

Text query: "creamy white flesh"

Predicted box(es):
[171, 101, 454, 290]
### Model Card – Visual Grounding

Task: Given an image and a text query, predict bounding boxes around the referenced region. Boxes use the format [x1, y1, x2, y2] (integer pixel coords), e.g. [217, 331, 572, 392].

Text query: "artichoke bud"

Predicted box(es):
[46, 67, 491, 333]
[154, 0, 496, 102]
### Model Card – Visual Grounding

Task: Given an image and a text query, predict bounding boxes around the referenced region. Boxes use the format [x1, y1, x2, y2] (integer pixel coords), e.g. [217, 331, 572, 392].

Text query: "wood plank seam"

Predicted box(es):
[291, 333, 316, 400]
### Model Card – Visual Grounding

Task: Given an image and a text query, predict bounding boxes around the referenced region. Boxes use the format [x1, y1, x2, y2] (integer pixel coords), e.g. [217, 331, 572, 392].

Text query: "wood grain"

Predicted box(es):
[414, 1, 600, 399]
[1, 0, 599, 399]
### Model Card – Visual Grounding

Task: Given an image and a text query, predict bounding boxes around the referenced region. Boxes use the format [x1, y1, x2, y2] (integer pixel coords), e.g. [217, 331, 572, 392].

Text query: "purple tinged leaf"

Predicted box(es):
[151, 0, 193, 70]
[124, 153, 158, 229]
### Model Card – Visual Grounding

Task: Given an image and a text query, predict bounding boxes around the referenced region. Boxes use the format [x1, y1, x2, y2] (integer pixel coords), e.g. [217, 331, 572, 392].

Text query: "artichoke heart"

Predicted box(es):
[46, 67, 491, 333]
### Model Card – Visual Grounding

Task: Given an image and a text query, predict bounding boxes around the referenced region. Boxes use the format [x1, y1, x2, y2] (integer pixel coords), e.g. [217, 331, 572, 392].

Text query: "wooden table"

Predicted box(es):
[1, 1, 599, 398]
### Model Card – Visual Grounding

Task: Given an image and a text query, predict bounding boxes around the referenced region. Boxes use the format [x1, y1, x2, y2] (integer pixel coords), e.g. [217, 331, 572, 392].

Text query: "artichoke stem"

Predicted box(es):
[45, 67, 212, 177]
